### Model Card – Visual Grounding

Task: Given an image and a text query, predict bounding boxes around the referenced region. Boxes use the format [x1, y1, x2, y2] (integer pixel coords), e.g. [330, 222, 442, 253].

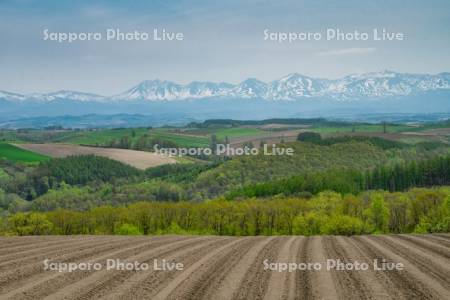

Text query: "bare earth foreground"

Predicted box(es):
[15, 143, 176, 169]
[0, 235, 449, 300]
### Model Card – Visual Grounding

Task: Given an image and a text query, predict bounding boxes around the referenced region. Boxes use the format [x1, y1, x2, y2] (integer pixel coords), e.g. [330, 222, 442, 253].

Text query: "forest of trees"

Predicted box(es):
[40, 155, 141, 185]
[227, 155, 450, 199]
[296, 131, 442, 150]
[1, 143, 450, 213]
[1, 187, 449, 236]
[2, 155, 141, 200]
[144, 162, 221, 183]
[366, 156, 450, 191]
[0, 133, 449, 237]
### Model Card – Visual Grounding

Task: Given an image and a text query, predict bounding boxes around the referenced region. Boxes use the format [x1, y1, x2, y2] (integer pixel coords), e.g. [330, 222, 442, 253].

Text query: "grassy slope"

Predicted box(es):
[49, 128, 209, 148]
[213, 127, 266, 140]
[149, 129, 209, 147]
[52, 128, 148, 145]
[0, 143, 49, 163]
[172, 127, 267, 141]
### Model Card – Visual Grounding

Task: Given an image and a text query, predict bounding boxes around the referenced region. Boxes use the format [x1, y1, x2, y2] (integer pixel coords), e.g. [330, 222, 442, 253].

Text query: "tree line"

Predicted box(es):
[1, 187, 448, 236]
[296, 131, 443, 150]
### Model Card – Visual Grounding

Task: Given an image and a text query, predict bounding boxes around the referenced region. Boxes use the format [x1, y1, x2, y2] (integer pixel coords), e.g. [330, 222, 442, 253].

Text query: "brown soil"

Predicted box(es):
[15, 143, 176, 169]
[0, 234, 448, 299]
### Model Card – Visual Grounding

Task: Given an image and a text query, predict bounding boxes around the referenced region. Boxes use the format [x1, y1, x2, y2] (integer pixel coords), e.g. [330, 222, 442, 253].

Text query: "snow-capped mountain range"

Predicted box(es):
[1, 71, 450, 103]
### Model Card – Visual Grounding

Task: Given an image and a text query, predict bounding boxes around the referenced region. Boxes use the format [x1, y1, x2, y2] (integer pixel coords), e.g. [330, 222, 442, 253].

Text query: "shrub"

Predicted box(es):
[8, 212, 53, 235]
[116, 223, 142, 235]
[414, 196, 450, 233]
[322, 215, 366, 235]
[293, 212, 326, 236]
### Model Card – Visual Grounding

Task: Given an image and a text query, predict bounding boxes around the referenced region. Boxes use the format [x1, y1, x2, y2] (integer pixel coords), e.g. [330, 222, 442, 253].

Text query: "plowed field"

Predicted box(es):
[14, 144, 176, 169]
[0, 234, 448, 299]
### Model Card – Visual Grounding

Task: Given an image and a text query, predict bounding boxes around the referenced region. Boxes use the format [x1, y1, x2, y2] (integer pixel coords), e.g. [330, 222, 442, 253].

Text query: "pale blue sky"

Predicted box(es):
[1, 0, 449, 94]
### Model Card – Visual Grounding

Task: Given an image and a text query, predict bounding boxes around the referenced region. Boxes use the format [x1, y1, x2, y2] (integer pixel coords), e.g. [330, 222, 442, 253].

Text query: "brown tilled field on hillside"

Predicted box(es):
[0, 234, 449, 299]
[15, 143, 176, 170]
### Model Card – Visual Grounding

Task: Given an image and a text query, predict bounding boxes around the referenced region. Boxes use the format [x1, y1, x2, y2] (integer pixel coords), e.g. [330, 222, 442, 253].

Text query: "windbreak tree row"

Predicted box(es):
[1, 187, 449, 236]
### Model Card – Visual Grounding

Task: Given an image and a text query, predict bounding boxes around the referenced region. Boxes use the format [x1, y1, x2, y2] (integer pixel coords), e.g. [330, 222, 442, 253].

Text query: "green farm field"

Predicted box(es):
[60, 128, 209, 148]
[0, 143, 49, 163]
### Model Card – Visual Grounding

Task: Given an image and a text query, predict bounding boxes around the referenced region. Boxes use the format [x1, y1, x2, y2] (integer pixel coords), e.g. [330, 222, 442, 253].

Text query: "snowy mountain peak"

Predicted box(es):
[0, 90, 27, 102]
[111, 80, 182, 101]
[1, 71, 449, 103]
[0, 90, 106, 102]
[278, 73, 313, 82]
[231, 78, 267, 98]
[38, 90, 106, 102]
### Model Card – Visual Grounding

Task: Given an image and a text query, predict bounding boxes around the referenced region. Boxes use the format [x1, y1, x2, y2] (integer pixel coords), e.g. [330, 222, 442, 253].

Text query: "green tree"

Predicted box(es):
[297, 132, 321, 143]
[365, 194, 389, 233]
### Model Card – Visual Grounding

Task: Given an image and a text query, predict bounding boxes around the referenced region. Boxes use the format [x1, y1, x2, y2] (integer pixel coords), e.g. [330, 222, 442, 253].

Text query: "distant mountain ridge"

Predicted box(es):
[1, 71, 450, 102]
